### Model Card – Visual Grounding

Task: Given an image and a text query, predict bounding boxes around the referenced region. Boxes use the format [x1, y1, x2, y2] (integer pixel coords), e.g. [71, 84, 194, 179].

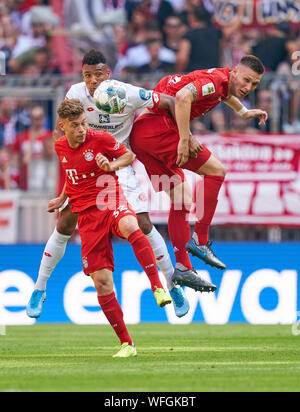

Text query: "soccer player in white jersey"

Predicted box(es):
[27, 50, 191, 319]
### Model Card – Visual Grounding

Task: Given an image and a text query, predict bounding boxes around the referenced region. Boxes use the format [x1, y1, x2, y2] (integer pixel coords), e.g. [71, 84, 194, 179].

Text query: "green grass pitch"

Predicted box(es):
[0, 323, 300, 392]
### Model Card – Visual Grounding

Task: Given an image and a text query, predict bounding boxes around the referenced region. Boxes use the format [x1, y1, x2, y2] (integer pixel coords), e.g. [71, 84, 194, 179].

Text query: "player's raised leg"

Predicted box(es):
[186, 154, 226, 270]
[167, 181, 217, 292]
[26, 205, 77, 318]
[90, 269, 136, 358]
[137, 212, 189, 317]
[118, 214, 172, 308]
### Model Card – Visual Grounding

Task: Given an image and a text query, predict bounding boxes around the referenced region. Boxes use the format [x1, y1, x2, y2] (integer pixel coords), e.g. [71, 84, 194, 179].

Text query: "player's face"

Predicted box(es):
[61, 113, 88, 148]
[229, 64, 262, 99]
[82, 63, 110, 97]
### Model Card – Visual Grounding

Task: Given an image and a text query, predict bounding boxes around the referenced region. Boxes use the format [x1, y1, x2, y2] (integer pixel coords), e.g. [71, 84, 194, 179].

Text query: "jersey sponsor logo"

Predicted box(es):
[202, 82, 215, 96]
[88, 122, 123, 131]
[62, 156, 68, 163]
[66, 169, 79, 185]
[139, 89, 152, 101]
[83, 150, 94, 162]
[99, 114, 110, 123]
[113, 142, 120, 150]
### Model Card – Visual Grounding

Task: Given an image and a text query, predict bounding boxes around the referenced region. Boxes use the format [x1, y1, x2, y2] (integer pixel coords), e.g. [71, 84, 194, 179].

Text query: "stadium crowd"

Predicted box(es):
[1, 0, 300, 190]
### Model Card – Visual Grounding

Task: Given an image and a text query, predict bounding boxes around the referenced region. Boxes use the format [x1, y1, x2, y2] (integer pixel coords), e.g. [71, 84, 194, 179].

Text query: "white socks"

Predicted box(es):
[35, 226, 174, 291]
[35, 228, 71, 291]
[145, 226, 175, 290]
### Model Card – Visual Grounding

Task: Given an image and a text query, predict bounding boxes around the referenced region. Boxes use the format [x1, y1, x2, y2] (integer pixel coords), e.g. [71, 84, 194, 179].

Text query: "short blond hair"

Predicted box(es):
[57, 99, 85, 119]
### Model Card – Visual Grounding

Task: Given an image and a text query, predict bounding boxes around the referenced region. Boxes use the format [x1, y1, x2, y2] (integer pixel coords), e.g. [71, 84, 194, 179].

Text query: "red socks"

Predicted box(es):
[98, 292, 132, 345]
[168, 202, 193, 270]
[128, 229, 164, 292]
[194, 175, 224, 245]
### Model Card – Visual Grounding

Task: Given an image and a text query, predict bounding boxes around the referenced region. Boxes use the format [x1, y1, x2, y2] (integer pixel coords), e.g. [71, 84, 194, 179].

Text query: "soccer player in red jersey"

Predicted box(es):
[130, 55, 268, 289]
[55, 99, 172, 357]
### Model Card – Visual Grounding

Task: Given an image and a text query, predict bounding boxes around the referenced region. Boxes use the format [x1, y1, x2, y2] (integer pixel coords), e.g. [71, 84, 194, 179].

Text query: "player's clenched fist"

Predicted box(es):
[96, 153, 112, 172]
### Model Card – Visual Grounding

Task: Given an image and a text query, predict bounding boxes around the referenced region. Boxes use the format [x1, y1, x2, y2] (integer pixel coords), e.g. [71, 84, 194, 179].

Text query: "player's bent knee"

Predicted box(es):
[118, 215, 139, 239]
[90, 269, 113, 295]
[218, 164, 227, 177]
[56, 206, 78, 236]
[136, 213, 153, 235]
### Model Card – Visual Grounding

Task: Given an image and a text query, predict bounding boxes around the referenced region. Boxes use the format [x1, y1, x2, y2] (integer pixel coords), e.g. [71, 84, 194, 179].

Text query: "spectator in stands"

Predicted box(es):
[190, 118, 209, 135]
[33, 46, 61, 75]
[162, 14, 186, 53]
[0, 3, 19, 73]
[254, 89, 273, 132]
[13, 105, 53, 190]
[137, 37, 175, 76]
[10, 5, 59, 60]
[176, 5, 222, 73]
[0, 148, 11, 190]
[252, 22, 292, 73]
[115, 20, 175, 74]
[0, 97, 26, 148]
[227, 112, 259, 134]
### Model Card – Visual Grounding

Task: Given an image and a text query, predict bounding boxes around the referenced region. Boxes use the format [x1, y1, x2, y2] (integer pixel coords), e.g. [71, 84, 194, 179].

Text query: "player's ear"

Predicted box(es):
[232, 65, 238, 74]
[58, 119, 65, 132]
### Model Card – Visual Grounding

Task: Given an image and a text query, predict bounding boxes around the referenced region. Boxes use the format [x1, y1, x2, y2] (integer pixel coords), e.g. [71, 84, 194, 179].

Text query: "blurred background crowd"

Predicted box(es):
[0, 0, 300, 193]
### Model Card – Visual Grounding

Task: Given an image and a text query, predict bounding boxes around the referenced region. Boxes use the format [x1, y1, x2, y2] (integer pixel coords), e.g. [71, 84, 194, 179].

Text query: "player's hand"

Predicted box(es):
[47, 197, 65, 213]
[176, 140, 190, 167]
[96, 153, 112, 172]
[244, 109, 268, 126]
[189, 135, 203, 158]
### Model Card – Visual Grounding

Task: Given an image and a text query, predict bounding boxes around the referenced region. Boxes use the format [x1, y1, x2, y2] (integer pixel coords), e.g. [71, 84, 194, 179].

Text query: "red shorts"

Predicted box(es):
[130, 113, 211, 192]
[78, 204, 136, 275]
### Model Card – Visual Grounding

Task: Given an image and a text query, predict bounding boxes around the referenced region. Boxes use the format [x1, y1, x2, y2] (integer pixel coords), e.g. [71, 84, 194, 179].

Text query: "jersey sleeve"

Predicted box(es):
[191, 69, 228, 102]
[65, 85, 79, 100]
[126, 83, 161, 110]
[98, 131, 127, 159]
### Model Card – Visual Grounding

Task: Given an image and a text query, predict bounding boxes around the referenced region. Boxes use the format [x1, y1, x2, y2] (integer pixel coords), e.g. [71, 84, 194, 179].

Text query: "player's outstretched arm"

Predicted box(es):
[224, 96, 268, 126]
[96, 150, 134, 172]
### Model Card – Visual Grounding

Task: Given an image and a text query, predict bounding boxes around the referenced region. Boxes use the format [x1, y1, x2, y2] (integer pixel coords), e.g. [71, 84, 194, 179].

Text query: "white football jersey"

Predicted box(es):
[65, 80, 160, 148]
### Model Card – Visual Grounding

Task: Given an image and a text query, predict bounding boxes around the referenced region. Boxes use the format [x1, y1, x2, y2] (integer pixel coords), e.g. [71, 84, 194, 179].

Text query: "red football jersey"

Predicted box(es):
[154, 68, 230, 121]
[55, 129, 127, 213]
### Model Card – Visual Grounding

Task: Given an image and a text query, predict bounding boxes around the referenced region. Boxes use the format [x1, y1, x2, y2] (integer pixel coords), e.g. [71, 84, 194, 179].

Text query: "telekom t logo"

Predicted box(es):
[66, 169, 79, 185]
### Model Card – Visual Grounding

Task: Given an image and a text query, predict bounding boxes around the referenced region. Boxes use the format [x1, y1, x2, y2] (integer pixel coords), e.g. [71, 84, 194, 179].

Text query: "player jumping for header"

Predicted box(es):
[130, 55, 268, 289]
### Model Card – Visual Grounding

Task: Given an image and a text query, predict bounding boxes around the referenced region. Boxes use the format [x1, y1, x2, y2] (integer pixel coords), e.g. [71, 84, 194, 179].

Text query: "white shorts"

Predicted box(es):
[59, 165, 149, 215]
[116, 165, 149, 214]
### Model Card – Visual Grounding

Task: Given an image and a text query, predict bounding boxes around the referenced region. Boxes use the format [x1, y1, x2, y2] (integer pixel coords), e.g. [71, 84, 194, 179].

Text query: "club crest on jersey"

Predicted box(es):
[99, 114, 110, 123]
[82, 256, 88, 269]
[83, 149, 94, 162]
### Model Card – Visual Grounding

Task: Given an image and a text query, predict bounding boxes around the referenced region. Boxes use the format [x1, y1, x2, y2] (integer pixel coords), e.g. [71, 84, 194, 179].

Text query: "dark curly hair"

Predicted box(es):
[82, 50, 107, 66]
